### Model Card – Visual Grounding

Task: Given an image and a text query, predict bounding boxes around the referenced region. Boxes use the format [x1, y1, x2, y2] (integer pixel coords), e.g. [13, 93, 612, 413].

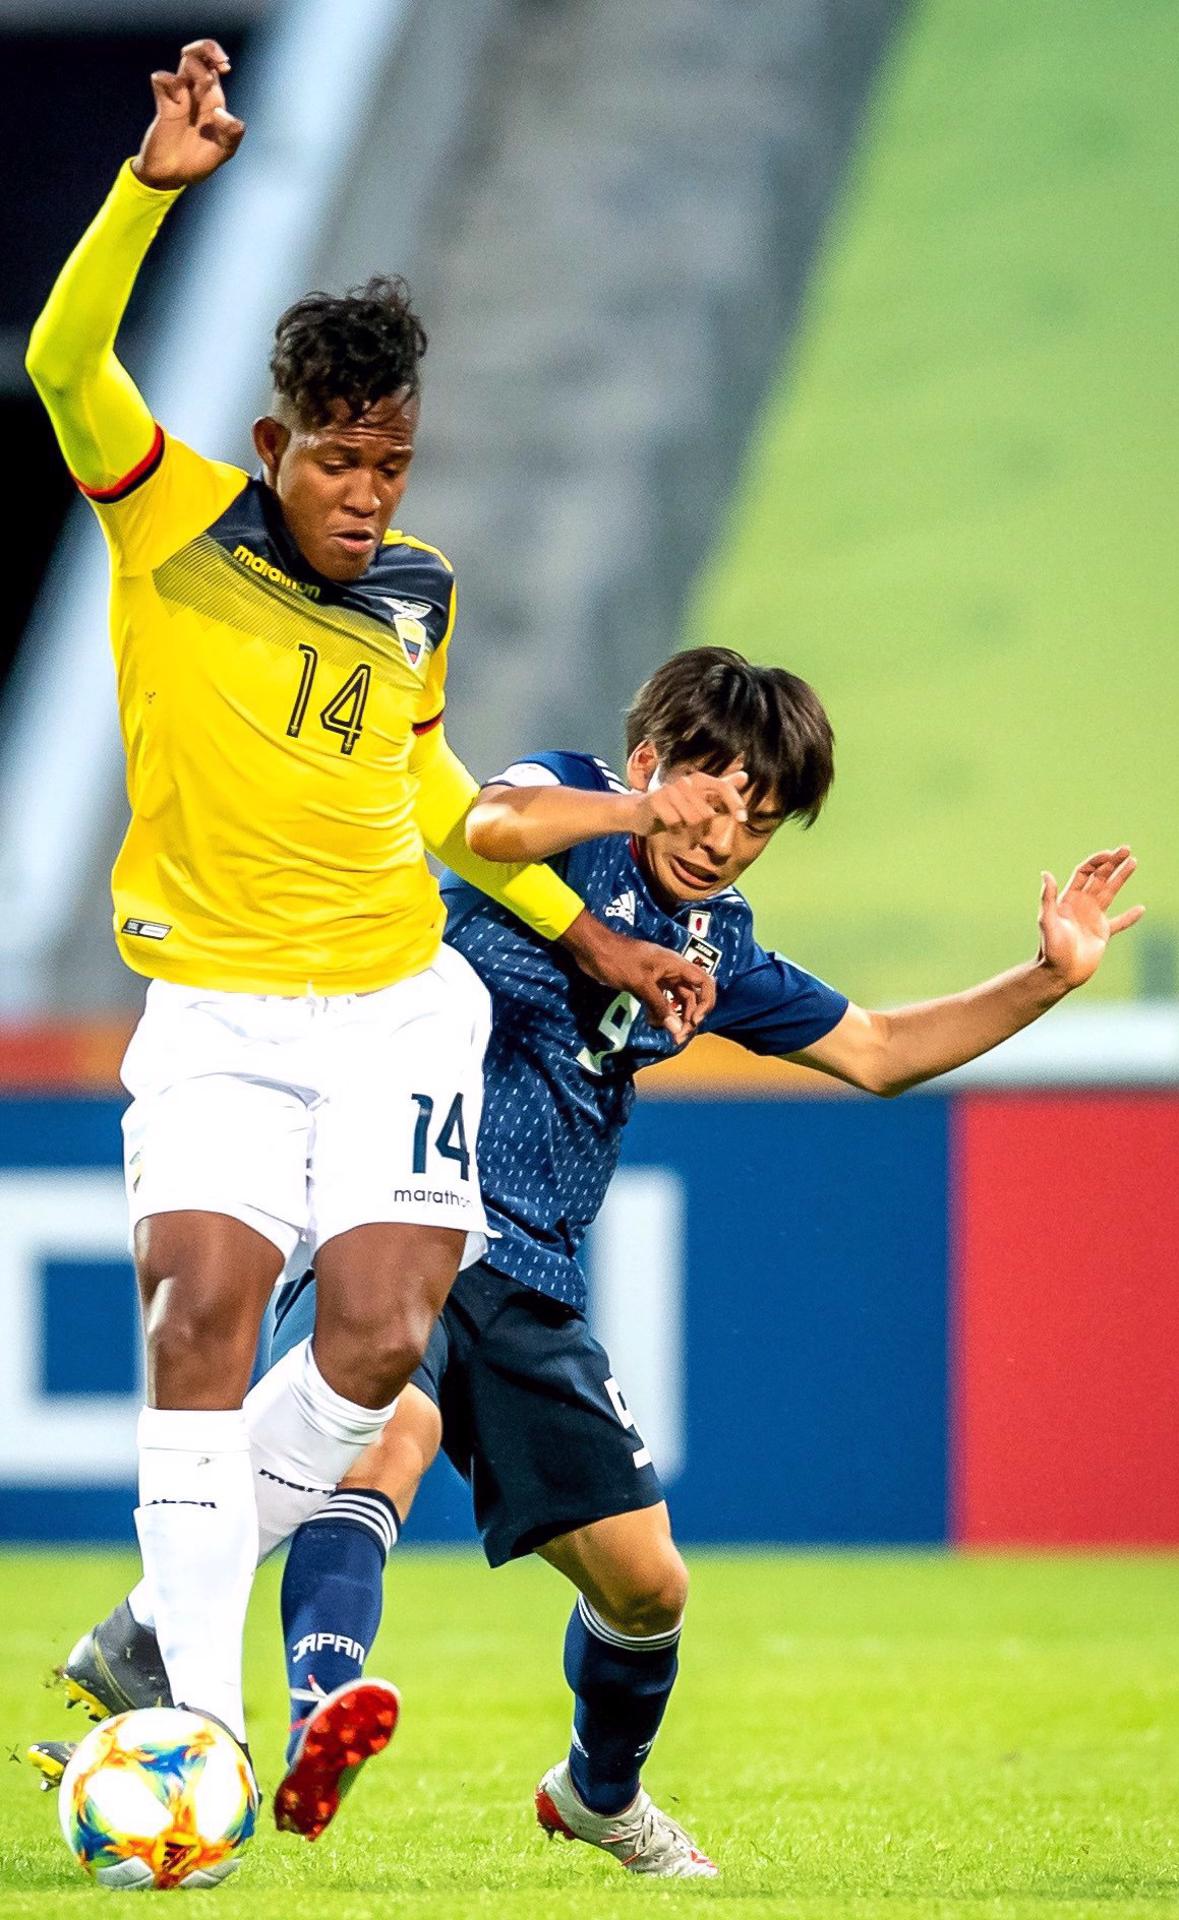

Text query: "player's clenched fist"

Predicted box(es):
[629, 768, 748, 845]
[133, 39, 245, 192]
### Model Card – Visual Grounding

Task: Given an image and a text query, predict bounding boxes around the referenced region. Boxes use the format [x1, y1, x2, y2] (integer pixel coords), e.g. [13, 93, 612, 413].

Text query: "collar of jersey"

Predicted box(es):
[253, 474, 339, 596]
[623, 832, 737, 929]
[248, 475, 421, 629]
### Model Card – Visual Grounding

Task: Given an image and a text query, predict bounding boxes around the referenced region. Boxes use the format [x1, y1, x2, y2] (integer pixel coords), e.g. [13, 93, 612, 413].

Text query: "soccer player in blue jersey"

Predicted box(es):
[38, 649, 1142, 1875]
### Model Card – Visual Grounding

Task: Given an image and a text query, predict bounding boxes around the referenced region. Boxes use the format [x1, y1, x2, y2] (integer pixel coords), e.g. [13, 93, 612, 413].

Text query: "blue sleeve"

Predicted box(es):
[488, 750, 621, 794]
[710, 936, 849, 1057]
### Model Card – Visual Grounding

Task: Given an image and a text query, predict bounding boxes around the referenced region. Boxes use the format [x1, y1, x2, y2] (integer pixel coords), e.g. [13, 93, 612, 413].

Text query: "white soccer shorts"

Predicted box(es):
[120, 944, 492, 1266]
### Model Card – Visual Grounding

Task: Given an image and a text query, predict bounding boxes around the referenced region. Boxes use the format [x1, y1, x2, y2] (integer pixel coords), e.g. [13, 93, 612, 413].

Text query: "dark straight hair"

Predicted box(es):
[625, 647, 835, 826]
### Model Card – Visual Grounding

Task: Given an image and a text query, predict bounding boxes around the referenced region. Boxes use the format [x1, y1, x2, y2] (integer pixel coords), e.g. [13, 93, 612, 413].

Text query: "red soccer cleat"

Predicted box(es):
[273, 1679, 400, 1840]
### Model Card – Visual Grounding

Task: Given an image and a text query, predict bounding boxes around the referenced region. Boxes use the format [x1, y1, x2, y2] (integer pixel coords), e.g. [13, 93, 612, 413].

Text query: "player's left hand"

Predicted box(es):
[1037, 846, 1144, 991]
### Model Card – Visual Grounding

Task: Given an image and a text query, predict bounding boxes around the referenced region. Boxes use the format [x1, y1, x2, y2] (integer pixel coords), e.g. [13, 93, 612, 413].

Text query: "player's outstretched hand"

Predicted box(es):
[1038, 846, 1144, 991]
[133, 39, 245, 191]
[560, 914, 716, 1042]
[630, 769, 748, 847]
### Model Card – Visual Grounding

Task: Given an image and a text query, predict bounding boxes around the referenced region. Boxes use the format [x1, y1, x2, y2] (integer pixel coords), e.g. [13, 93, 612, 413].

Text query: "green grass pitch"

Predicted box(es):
[0, 1550, 1176, 1917]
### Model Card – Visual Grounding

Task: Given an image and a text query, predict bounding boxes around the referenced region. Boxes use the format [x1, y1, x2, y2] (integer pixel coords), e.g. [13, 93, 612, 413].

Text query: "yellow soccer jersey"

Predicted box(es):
[88, 432, 455, 993]
[27, 159, 583, 992]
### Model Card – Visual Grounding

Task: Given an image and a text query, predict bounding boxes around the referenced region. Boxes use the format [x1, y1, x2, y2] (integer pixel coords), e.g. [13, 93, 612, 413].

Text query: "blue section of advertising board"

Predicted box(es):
[0, 1093, 949, 1546]
[619, 1096, 949, 1544]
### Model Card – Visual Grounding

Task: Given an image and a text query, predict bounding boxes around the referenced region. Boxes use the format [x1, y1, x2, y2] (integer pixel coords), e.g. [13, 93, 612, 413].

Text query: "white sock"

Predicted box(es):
[242, 1338, 398, 1560]
[134, 1407, 257, 1741]
[127, 1343, 397, 1635]
[126, 1577, 152, 1627]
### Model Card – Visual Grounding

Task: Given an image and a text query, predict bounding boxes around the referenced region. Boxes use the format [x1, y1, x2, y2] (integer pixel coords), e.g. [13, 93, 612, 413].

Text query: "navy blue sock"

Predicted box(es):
[563, 1595, 681, 1816]
[280, 1489, 398, 1764]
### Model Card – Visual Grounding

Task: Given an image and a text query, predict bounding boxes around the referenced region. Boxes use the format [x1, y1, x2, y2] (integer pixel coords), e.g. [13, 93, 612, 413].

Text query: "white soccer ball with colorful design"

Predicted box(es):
[57, 1707, 258, 1890]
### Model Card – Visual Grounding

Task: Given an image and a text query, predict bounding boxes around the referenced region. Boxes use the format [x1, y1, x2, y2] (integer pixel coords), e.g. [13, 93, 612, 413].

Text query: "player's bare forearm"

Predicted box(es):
[797, 847, 1143, 1096]
[466, 785, 637, 862]
[812, 960, 1068, 1097]
[419, 749, 714, 1038]
[467, 767, 747, 862]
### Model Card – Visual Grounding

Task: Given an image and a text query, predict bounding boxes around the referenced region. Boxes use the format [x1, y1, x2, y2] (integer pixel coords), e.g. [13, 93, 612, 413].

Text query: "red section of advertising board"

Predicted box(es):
[954, 1093, 1179, 1546]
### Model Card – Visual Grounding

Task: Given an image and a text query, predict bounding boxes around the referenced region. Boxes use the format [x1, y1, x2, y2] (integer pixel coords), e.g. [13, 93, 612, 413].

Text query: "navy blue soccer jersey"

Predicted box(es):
[441, 750, 848, 1308]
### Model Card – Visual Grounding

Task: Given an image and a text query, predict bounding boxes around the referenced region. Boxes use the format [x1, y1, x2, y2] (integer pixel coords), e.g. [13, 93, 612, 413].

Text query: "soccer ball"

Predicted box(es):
[58, 1707, 258, 1890]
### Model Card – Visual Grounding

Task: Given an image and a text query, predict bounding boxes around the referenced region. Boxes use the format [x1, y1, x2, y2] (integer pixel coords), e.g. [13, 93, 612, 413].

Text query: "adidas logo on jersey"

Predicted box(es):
[605, 890, 637, 926]
[593, 757, 630, 795]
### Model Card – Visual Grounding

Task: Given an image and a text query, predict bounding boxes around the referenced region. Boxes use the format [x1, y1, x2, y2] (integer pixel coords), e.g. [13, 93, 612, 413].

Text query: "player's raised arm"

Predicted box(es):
[411, 725, 716, 1039]
[794, 848, 1145, 1096]
[466, 767, 748, 863]
[25, 39, 243, 491]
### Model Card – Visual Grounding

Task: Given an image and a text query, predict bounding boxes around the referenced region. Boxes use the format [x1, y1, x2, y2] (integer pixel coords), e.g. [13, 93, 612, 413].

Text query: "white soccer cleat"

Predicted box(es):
[535, 1759, 717, 1878]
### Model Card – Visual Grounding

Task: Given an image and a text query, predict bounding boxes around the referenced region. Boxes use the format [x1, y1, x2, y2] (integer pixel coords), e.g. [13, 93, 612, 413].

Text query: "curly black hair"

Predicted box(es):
[269, 275, 428, 426]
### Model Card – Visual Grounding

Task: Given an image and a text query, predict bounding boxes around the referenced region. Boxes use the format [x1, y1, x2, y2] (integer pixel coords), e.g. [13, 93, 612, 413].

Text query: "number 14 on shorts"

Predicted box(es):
[411, 1092, 471, 1181]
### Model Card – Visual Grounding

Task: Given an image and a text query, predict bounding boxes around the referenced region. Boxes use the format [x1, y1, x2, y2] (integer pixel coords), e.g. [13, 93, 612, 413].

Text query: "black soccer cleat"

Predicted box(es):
[27, 1739, 76, 1791]
[59, 1598, 173, 1722]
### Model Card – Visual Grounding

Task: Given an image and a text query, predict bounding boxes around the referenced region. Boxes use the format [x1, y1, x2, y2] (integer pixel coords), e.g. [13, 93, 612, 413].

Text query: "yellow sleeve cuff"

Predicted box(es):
[113, 157, 186, 210]
[412, 724, 584, 941]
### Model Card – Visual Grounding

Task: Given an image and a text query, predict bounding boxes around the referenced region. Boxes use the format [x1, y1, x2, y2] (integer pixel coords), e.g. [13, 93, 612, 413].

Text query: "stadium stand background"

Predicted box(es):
[689, 0, 1179, 1010]
[0, 0, 1175, 1549]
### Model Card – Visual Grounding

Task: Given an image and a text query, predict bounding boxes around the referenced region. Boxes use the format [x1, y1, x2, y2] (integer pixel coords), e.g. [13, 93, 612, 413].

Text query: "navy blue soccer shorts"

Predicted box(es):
[264, 1259, 664, 1567]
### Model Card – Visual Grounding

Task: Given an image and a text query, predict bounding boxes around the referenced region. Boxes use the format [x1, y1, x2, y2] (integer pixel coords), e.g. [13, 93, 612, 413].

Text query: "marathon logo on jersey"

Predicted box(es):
[605, 890, 637, 927]
[231, 542, 321, 600]
[121, 917, 171, 941]
[682, 928, 722, 977]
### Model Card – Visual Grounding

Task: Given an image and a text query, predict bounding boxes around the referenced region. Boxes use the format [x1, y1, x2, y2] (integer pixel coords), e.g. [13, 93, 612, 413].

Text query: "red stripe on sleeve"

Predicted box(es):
[75, 423, 165, 502]
[412, 709, 445, 736]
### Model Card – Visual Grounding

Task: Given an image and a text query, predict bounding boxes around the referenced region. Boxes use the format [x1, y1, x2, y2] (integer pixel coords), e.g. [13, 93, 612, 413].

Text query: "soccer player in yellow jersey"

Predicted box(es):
[25, 39, 724, 1758]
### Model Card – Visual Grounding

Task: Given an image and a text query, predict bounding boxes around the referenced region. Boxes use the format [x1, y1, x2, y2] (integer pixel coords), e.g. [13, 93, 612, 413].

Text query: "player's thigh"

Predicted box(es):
[122, 987, 314, 1261]
[308, 945, 491, 1264]
[539, 1504, 689, 1638]
[312, 1221, 465, 1406]
[136, 1209, 284, 1408]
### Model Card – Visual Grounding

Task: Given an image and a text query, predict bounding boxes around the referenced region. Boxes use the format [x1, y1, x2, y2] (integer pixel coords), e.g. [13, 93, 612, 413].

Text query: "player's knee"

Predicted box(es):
[324, 1304, 435, 1407]
[144, 1278, 251, 1399]
[608, 1548, 689, 1638]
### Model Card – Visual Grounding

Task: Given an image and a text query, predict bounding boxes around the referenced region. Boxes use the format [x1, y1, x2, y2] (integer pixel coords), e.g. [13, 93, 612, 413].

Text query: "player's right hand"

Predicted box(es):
[630, 769, 748, 847]
[133, 39, 245, 191]
[624, 939, 717, 1042]
[563, 917, 716, 1042]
